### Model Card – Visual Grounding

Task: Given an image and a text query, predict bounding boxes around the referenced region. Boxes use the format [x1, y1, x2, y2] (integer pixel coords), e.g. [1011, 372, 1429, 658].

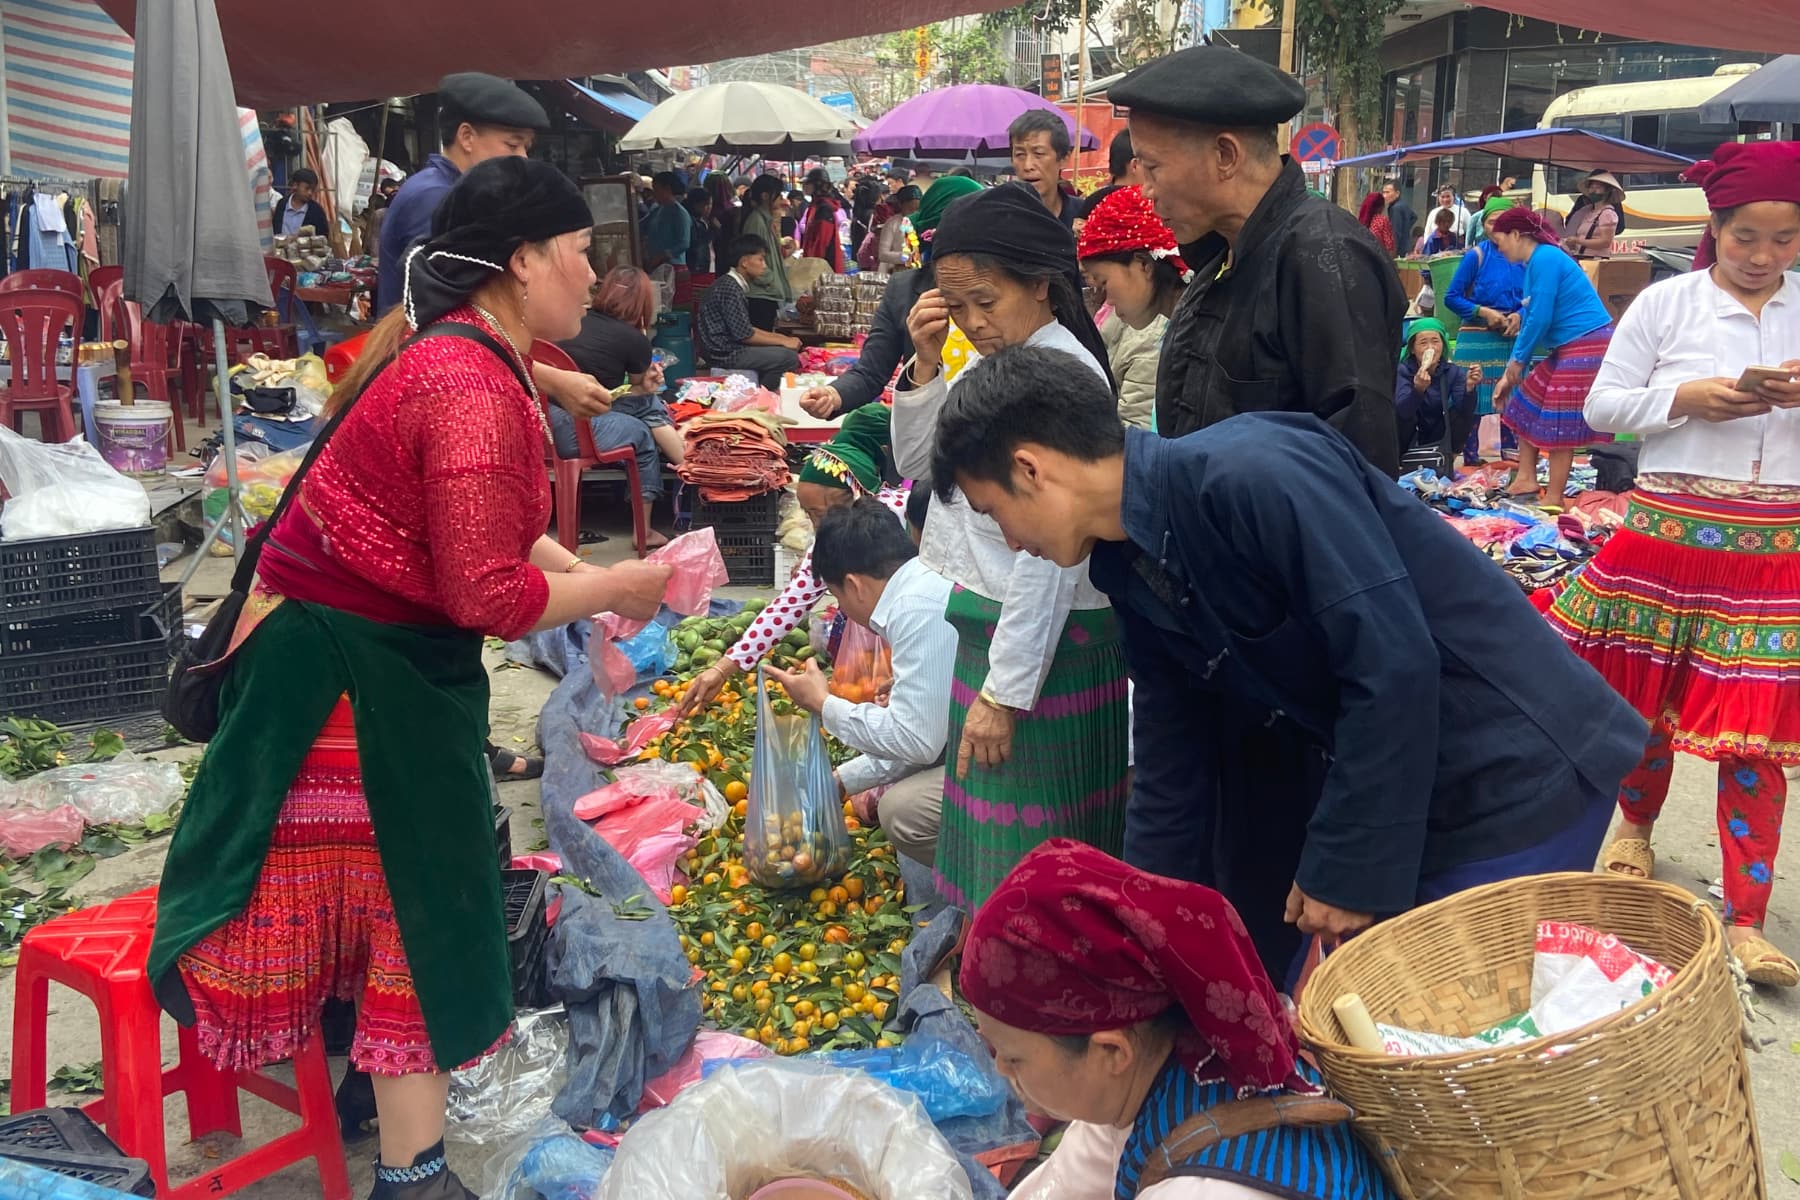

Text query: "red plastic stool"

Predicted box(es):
[8, 887, 351, 1200]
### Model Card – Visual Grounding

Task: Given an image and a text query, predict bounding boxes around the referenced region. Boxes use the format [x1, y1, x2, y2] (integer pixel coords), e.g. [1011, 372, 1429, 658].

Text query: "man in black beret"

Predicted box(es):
[377, 72, 548, 316]
[1110, 46, 1405, 477]
[1108, 46, 1408, 981]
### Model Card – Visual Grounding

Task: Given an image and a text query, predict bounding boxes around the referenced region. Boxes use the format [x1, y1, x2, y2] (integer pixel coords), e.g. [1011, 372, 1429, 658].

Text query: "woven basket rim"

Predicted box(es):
[1296, 871, 1724, 1066]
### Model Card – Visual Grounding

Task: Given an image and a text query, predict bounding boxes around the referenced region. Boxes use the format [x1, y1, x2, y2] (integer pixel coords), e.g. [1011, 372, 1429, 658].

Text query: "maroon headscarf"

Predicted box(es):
[1356, 192, 1385, 228]
[1491, 206, 1561, 246]
[958, 839, 1308, 1094]
[1683, 141, 1800, 269]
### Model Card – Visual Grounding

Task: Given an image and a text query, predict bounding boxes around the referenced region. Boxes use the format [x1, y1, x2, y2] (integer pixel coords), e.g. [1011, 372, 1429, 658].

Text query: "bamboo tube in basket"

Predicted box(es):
[1331, 993, 1384, 1052]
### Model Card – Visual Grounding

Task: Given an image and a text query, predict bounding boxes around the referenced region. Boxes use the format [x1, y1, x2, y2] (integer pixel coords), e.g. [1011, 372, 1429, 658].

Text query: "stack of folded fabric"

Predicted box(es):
[677, 411, 791, 501]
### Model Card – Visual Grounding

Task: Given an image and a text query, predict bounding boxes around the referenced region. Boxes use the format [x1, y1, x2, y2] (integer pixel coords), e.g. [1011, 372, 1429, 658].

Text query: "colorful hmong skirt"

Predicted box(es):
[1547, 491, 1800, 764]
[1453, 325, 1516, 416]
[1502, 325, 1615, 449]
[177, 696, 489, 1075]
[934, 590, 1129, 911]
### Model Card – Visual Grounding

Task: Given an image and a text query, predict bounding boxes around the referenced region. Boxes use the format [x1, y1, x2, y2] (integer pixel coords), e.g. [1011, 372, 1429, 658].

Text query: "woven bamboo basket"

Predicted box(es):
[1295, 872, 1764, 1199]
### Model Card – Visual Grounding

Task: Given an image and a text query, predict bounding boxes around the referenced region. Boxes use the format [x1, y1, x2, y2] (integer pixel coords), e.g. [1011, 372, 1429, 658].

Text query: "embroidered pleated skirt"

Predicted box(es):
[1502, 325, 1616, 449]
[176, 696, 478, 1075]
[934, 589, 1129, 911]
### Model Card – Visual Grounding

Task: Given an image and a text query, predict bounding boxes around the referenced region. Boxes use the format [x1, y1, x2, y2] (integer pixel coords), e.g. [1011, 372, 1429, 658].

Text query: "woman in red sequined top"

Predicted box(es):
[149, 158, 671, 1200]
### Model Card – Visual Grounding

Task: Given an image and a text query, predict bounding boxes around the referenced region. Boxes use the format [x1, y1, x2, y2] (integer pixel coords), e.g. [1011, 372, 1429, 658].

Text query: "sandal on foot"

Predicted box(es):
[1601, 837, 1654, 878]
[1732, 935, 1799, 988]
[488, 747, 543, 781]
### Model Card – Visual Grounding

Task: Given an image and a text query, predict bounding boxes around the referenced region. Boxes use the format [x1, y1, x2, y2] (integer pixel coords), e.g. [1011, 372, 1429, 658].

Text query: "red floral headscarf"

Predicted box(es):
[1076, 186, 1188, 277]
[1683, 140, 1800, 269]
[958, 839, 1307, 1095]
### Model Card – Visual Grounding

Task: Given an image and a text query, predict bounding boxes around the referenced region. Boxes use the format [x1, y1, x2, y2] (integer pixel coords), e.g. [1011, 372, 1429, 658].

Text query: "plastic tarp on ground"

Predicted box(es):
[511, 619, 1026, 1196]
[509, 618, 702, 1128]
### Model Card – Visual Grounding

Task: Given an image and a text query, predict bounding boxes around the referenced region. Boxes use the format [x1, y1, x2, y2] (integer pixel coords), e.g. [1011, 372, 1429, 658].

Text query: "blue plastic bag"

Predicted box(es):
[702, 1033, 1008, 1124]
[617, 618, 676, 679]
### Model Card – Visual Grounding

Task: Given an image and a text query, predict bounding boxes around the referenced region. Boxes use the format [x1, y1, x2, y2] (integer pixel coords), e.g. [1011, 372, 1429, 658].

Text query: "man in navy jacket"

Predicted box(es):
[931, 344, 1648, 975]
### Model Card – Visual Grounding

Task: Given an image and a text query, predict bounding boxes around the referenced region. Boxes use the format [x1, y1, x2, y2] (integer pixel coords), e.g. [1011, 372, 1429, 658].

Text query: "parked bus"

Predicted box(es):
[1530, 64, 1760, 251]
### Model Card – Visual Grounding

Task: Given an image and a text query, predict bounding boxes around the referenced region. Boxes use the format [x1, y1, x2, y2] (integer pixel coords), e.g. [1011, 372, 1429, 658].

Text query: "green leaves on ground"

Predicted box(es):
[49, 1061, 103, 1094]
[1778, 1148, 1800, 1184]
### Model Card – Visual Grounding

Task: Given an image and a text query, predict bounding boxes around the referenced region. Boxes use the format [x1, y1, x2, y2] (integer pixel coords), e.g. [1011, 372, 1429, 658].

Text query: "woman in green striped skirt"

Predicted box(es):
[890, 181, 1130, 911]
[935, 592, 1129, 908]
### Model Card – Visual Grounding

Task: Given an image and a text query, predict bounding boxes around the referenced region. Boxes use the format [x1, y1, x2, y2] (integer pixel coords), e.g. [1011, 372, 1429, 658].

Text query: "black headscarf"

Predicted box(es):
[401, 156, 595, 330]
[928, 181, 1113, 389]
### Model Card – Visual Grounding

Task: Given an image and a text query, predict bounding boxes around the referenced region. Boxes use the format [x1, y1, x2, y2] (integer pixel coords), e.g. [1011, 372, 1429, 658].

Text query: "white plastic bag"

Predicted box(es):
[0, 760, 185, 825]
[447, 1006, 570, 1146]
[0, 427, 149, 539]
[595, 1060, 974, 1200]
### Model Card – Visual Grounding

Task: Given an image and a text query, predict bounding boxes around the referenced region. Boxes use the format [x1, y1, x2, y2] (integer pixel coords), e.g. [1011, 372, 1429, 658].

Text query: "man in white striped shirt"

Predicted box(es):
[767, 499, 958, 867]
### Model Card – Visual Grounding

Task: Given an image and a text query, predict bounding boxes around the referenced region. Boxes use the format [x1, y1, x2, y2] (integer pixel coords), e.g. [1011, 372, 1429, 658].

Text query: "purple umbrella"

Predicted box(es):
[853, 84, 1100, 158]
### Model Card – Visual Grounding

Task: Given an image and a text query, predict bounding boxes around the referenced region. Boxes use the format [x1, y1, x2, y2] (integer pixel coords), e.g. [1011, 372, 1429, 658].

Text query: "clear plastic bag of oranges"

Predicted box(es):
[826, 620, 893, 706]
[746, 665, 851, 889]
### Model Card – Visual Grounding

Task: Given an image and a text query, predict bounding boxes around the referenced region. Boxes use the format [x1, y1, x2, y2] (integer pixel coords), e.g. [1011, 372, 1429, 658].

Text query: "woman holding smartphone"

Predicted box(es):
[1546, 141, 1800, 989]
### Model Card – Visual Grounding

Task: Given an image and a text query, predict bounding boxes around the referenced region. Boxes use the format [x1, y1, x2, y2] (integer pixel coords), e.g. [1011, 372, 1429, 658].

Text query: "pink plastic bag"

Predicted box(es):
[601, 528, 729, 642]
[0, 803, 84, 855]
[638, 1030, 772, 1110]
[576, 790, 702, 901]
[580, 709, 679, 766]
[592, 637, 637, 699]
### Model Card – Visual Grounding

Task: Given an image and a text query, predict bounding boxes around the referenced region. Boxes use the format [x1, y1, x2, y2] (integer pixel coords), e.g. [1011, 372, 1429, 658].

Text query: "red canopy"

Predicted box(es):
[97, 0, 1800, 111]
[94, 1, 1019, 109]
[1477, 0, 1800, 57]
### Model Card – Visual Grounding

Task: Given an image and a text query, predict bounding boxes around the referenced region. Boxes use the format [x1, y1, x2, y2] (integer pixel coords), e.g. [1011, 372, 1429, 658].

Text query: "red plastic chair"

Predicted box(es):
[116, 298, 187, 453]
[530, 340, 650, 557]
[0, 288, 81, 441]
[9, 888, 351, 1200]
[0, 268, 83, 301]
[263, 255, 298, 324]
[88, 264, 125, 345]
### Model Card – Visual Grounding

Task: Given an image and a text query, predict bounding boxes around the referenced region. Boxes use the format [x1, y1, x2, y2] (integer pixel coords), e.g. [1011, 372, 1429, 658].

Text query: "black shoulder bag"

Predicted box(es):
[162, 322, 533, 742]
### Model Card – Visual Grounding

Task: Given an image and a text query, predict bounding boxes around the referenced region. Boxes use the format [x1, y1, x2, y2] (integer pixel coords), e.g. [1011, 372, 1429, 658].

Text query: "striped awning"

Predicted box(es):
[2, 0, 134, 177]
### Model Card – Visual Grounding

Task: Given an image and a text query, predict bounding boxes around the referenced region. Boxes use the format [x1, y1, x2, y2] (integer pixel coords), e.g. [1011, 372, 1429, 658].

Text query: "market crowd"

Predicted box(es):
[148, 48, 1800, 1200]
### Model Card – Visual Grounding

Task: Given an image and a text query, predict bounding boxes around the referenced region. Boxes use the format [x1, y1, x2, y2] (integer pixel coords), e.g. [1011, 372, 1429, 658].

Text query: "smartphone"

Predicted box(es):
[1736, 364, 1796, 392]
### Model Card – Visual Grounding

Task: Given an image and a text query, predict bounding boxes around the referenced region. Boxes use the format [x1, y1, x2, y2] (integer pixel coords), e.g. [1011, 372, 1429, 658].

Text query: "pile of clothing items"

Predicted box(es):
[675, 410, 791, 501]
[1400, 464, 1629, 595]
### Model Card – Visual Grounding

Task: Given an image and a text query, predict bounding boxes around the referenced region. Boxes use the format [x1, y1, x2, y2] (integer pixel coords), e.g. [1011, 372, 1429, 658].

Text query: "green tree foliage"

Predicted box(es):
[1267, 0, 1405, 149]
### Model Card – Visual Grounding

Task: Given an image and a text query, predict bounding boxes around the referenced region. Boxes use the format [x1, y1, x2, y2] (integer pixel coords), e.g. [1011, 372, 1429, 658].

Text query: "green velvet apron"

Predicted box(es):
[147, 599, 511, 1069]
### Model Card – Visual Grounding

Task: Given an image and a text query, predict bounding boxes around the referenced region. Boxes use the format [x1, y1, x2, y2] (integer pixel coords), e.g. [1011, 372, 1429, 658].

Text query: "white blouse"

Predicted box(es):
[1010, 1120, 1282, 1200]
[891, 320, 1112, 712]
[1584, 269, 1800, 485]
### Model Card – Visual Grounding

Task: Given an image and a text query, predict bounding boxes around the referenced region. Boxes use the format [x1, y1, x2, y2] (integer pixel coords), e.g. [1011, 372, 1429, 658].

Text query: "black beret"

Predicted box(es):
[438, 72, 549, 132]
[1109, 47, 1305, 127]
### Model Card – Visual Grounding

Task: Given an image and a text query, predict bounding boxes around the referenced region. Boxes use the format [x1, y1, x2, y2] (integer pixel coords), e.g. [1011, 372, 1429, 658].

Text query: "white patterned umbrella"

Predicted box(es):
[619, 82, 857, 156]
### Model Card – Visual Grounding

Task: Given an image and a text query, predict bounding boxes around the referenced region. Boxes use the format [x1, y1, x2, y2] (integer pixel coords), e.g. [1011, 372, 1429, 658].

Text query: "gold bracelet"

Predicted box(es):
[562, 557, 583, 573]
[977, 689, 1009, 713]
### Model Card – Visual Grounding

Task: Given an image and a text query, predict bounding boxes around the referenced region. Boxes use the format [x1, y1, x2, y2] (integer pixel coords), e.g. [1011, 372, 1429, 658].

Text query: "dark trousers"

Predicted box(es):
[726, 344, 800, 390]
[746, 297, 780, 331]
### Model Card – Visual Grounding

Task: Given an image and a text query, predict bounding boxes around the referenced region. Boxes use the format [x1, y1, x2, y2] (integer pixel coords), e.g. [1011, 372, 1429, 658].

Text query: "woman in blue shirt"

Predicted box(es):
[1444, 197, 1527, 464]
[1489, 207, 1614, 506]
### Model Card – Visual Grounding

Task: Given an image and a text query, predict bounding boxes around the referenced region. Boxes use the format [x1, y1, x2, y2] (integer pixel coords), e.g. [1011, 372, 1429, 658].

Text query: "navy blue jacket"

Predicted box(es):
[377, 153, 463, 315]
[1089, 417, 1646, 914]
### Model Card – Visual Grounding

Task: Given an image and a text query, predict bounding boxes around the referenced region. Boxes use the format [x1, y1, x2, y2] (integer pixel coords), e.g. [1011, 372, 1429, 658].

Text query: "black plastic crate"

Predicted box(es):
[712, 529, 776, 587]
[0, 526, 162, 623]
[0, 1107, 120, 1157]
[0, 1146, 156, 1197]
[0, 586, 177, 725]
[502, 868, 549, 1010]
[493, 802, 512, 868]
[690, 490, 780, 532]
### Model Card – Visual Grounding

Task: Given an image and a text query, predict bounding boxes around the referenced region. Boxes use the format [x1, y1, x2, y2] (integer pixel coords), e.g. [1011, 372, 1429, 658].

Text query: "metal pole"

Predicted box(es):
[1280, 0, 1297, 75]
[1076, 0, 1089, 184]
[178, 316, 244, 581]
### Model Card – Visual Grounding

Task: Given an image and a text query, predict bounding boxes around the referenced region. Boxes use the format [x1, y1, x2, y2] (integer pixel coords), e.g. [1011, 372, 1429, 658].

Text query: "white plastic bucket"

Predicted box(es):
[93, 401, 171, 480]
